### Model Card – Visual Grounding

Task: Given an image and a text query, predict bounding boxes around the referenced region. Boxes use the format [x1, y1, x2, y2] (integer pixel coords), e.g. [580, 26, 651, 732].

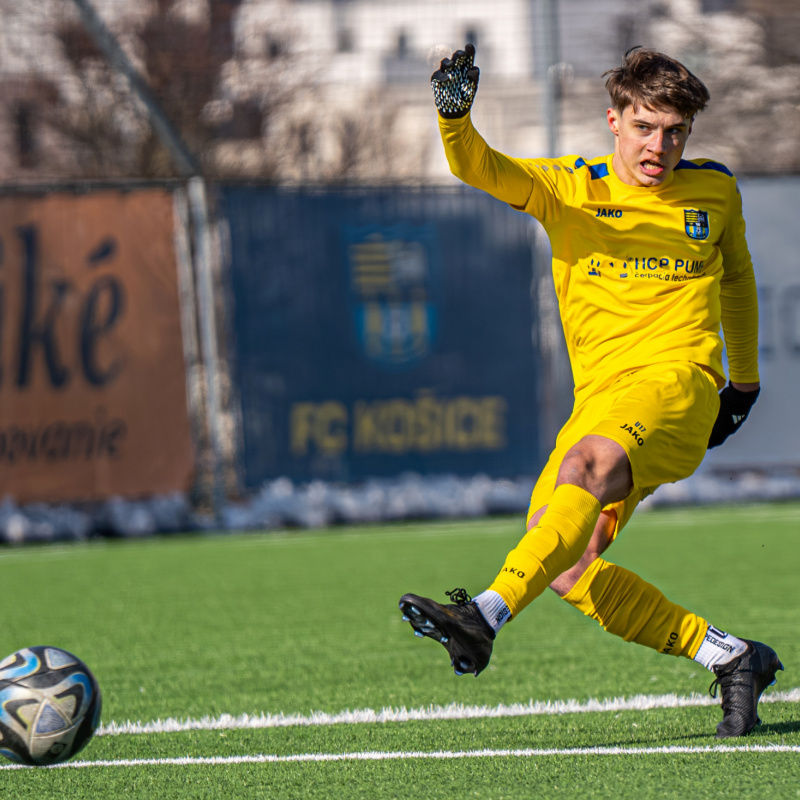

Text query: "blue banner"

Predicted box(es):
[223, 187, 540, 486]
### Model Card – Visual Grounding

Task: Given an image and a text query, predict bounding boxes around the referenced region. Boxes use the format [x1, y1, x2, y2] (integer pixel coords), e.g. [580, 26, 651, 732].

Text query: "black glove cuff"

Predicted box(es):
[707, 383, 760, 450]
[722, 383, 760, 412]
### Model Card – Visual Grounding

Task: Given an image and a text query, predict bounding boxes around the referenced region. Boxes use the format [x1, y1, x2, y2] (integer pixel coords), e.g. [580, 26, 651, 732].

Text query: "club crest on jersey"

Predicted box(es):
[343, 224, 441, 368]
[684, 209, 710, 240]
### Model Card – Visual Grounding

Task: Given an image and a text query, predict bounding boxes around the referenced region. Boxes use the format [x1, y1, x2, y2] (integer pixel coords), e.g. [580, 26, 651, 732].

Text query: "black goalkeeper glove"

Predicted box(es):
[431, 43, 480, 119]
[707, 383, 760, 449]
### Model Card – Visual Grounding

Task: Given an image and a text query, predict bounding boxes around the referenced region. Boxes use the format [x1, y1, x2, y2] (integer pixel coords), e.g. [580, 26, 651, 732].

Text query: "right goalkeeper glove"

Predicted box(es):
[707, 383, 760, 449]
[431, 44, 480, 119]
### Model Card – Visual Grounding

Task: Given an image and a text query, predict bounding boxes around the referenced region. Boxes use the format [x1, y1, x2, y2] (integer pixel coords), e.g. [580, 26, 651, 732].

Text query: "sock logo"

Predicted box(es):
[501, 566, 526, 579]
[495, 606, 511, 624]
[705, 633, 735, 653]
[661, 631, 679, 654]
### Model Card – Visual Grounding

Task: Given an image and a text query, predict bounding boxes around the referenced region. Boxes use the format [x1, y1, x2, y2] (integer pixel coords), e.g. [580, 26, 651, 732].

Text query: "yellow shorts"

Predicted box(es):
[527, 362, 720, 538]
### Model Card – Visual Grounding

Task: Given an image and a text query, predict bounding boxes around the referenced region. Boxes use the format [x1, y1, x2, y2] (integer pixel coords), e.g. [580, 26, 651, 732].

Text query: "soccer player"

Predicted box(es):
[399, 45, 783, 738]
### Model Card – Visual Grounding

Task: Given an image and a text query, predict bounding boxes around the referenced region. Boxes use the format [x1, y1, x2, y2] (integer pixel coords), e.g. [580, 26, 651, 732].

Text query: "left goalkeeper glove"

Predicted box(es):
[707, 383, 760, 449]
[431, 44, 480, 119]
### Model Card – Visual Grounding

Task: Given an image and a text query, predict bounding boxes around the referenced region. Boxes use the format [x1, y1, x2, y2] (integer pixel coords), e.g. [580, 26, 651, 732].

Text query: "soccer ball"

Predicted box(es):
[0, 646, 102, 766]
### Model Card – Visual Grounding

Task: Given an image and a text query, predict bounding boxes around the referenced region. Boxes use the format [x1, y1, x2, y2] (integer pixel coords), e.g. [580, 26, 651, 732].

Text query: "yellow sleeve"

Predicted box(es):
[719, 178, 759, 384]
[438, 115, 581, 226]
[438, 114, 534, 207]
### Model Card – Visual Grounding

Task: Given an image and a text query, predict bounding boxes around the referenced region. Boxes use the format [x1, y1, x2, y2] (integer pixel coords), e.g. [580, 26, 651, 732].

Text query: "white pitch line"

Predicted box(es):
[96, 688, 800, 737]
[3, 744, 800, 770]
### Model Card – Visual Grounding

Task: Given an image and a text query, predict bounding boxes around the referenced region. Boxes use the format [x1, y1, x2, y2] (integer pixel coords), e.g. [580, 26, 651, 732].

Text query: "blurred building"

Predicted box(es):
[0, 0, 798, 184]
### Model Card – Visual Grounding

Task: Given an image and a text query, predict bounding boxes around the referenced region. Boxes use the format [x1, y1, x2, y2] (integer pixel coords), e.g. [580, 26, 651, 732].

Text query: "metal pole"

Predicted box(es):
[532, 0, 564, 464]
[71, 0, 225, 521]
[68, 0, 200, 177]
[172, 188, 205, 484]
[188, 177, 226, 524]
[538, 0, 561, 158]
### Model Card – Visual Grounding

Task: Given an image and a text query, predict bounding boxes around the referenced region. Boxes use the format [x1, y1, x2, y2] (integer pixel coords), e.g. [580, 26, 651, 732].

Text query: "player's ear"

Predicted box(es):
[607, 107, 621, 136]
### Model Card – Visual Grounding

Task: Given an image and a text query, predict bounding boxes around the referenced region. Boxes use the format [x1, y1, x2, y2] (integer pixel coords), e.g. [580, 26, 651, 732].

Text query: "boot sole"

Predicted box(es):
[398, 593, 489, 676]
[399, 595, 451, 645]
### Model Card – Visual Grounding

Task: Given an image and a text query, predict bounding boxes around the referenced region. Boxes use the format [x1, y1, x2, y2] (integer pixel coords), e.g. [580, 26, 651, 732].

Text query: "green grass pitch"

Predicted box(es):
[0, 502, 798, 799]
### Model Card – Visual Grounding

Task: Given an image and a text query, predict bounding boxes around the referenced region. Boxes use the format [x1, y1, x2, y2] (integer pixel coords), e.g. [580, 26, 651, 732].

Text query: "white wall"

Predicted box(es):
[704, 177, 800, 470]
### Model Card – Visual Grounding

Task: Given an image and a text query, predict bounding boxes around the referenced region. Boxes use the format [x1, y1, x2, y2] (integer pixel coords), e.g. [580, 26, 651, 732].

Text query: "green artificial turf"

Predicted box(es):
[0, 502, 798, 798]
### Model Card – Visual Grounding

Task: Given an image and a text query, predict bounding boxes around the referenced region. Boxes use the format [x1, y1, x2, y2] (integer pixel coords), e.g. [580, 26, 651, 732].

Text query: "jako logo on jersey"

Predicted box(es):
[595, 208, 623, 218]
[619, 423, 644, 446]
[684, 209, 710, 240]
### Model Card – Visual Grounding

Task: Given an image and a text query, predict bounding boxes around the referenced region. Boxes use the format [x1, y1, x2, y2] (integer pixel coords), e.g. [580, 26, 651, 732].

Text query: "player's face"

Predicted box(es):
[607, 105, 693, 187]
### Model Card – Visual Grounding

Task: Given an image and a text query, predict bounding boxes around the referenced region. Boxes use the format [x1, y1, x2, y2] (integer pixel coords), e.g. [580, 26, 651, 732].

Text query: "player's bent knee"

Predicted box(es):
[556, 435, 632, 506]
[549, 563, 588, 597]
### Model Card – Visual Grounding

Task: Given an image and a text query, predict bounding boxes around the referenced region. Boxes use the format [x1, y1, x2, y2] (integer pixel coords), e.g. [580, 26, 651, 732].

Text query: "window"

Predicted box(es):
[701, 0, 739, 12]
[265, 36, 284, 59]
[15, 104, 36, 168]
[396, 30, 409, 58]
[337, 27, 355, 52]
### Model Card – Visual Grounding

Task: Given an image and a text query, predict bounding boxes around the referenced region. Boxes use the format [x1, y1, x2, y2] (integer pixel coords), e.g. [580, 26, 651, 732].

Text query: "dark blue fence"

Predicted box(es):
[223, 186, 541, 487]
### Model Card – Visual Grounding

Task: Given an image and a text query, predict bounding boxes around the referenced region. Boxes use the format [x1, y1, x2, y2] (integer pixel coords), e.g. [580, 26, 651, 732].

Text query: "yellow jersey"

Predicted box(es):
[440, 115, 759, 400]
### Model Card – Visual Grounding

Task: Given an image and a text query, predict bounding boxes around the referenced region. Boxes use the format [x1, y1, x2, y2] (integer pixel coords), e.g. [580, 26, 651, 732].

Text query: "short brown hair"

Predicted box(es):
[603, 47, 710, 118]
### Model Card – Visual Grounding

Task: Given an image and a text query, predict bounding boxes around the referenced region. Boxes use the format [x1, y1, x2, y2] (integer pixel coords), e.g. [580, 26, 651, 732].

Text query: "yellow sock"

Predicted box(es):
[562, 558, 707, 658]
[488, 484, 601, 617]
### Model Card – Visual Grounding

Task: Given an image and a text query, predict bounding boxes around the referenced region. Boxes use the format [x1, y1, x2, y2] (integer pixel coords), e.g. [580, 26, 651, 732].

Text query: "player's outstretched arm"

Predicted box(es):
[433, 44, 533, 208]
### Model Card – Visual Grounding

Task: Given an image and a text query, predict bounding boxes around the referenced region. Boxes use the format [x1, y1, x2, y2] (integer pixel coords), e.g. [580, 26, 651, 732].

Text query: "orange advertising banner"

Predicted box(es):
[0, 189, 195, 503]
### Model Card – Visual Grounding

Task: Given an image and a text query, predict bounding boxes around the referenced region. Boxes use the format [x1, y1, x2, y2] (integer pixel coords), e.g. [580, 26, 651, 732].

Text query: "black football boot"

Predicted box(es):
[399, 588, 495, 677]
[709, 639, 783, 738]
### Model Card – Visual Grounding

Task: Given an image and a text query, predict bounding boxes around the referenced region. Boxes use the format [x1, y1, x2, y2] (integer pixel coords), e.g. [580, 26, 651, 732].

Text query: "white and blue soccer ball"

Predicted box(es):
[0, 646, 102, 766]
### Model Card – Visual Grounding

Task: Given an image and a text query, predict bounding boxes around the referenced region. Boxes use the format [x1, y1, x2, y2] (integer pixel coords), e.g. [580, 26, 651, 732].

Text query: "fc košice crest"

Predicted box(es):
[684, 209, 710, 240]
[344, 224, 441, 368]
